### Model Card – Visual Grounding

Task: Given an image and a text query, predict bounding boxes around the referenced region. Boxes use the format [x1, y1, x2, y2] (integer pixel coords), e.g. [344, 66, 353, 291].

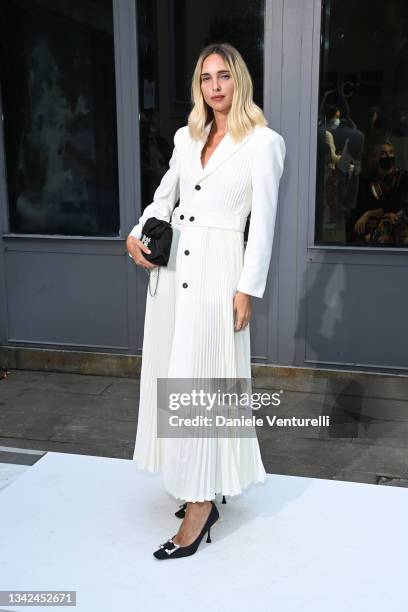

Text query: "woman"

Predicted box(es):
[352, 141, 408, 244]
[126, 42, 285, 559]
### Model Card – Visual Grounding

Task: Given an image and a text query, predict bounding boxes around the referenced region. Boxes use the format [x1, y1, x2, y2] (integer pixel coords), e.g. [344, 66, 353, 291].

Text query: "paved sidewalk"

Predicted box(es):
[0, 368, 407, 487]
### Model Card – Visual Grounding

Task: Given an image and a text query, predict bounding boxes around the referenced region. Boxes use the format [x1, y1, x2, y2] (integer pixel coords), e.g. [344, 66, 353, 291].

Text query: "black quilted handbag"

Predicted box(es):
[140, 216, 173, 296]
[141, 217, 173, 266]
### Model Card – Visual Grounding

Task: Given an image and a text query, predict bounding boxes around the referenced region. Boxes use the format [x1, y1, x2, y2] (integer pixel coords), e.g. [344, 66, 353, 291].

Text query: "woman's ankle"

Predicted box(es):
[186, 500, 212, 509]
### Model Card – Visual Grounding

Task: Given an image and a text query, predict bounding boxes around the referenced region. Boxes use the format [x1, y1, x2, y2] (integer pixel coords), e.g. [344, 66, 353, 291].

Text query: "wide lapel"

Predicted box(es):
[195, 119, 254, 184]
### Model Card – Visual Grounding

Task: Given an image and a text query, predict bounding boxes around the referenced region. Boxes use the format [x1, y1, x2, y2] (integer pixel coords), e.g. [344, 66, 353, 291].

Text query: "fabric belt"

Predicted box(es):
[171, 207, 247, 232]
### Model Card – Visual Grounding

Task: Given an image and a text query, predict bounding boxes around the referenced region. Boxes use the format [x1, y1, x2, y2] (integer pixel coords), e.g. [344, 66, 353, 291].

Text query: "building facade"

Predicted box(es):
[0, 0, 407, 375]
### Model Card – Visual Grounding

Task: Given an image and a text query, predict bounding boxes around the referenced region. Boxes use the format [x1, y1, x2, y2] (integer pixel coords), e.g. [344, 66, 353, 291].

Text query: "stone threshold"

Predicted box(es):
[1, 345, 406, 380]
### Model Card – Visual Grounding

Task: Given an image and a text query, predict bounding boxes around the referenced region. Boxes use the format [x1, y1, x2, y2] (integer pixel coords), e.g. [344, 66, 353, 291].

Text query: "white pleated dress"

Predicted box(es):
[129, 119, 285, 502]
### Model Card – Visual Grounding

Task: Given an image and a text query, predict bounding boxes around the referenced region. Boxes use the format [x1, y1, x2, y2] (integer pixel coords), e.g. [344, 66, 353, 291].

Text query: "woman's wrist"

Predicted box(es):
[236, 291, 251, 299]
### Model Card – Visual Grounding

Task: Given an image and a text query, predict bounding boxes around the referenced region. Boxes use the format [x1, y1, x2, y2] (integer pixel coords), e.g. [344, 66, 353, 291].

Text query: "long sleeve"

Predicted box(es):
[236, 132, 286, 298]
[128, 127, 182, 242]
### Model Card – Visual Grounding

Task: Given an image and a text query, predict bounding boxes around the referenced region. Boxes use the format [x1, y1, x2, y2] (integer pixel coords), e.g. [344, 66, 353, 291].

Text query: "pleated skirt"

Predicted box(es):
[133, 220, 267, 501]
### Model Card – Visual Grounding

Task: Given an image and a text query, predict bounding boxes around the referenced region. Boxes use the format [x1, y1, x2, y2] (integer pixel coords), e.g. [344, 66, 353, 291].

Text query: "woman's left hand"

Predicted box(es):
[233, 291, 252, 331]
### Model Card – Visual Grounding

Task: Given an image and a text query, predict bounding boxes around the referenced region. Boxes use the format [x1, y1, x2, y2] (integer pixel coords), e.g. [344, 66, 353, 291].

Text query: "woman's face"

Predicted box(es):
[376, 143, 395, 174]
[200, 53, 234, 115]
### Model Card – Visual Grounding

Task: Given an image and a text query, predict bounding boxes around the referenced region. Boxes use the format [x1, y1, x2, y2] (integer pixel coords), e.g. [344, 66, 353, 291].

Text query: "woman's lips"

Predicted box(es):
[212, 96, 225, 100]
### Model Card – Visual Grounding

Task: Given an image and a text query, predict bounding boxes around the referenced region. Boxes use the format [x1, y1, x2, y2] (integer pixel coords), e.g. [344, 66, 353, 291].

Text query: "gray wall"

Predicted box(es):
[277, 0, 408, 374]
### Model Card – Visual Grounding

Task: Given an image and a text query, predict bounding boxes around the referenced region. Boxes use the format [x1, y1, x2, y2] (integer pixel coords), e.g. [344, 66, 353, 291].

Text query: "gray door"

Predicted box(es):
[0, 1, 139, 354]
[133, 0, 283, 362]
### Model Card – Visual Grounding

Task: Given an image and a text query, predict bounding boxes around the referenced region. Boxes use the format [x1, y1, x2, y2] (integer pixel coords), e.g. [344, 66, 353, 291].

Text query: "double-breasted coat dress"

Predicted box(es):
[128, 118, 286, 502]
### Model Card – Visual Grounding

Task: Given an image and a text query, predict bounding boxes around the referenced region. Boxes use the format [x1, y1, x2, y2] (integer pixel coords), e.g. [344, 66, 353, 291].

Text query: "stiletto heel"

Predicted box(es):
[155, 501, 219, 559]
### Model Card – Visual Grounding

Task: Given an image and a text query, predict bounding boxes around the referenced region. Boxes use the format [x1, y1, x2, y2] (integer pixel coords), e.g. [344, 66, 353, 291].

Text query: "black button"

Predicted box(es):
[189, 216, 195, 222]
[195, 184, 201, 190]
[184, 250, 190, 255]
[180, 214, 184, 219]
[182, 282, 188, 288]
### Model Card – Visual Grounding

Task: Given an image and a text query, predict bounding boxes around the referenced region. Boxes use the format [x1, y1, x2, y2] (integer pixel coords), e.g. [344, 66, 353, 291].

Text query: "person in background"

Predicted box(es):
[352, 141, 408, 244]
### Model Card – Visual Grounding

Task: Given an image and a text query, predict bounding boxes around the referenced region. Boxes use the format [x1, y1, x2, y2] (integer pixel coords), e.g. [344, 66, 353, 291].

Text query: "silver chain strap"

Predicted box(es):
[144, 267, 160, 297]
[141, 209, 176, 298]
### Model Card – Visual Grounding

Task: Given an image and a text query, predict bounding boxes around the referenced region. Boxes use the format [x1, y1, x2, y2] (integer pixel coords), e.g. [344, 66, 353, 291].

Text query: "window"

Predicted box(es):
[0, 0, 119, 236]
[316, 0, 408, 248]
[136, 0, 264, 244]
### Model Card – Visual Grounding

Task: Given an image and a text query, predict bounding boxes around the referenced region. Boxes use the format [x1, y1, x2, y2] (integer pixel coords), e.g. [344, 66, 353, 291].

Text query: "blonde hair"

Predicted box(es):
[188, 42, 267, 143]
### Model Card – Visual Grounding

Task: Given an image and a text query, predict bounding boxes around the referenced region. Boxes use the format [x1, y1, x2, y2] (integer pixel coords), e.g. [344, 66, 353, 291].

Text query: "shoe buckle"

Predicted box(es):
[165, 543, 180, 555]
[164, 538, 180, 555]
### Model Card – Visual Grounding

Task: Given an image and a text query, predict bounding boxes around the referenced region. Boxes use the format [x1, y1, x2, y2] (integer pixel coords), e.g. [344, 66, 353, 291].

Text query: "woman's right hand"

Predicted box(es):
[354, 212, 370, 235]
[126, 236, 158, 270]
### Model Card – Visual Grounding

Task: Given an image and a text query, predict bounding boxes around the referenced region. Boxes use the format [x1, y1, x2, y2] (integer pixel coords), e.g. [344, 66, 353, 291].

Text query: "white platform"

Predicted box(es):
[0, 451, 407, 612]
[0, 462, 30, 493]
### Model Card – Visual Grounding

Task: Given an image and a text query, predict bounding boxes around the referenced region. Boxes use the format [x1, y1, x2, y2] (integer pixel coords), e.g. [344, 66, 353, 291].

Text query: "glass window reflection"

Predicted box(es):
[316, 0, 408, 247]
[136, 0, 264, 243]
[0, 0, 119, 236]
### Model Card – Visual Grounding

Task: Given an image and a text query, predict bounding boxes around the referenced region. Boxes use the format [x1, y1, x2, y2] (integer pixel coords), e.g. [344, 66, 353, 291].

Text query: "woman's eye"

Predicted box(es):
[201, 75, 230, 81]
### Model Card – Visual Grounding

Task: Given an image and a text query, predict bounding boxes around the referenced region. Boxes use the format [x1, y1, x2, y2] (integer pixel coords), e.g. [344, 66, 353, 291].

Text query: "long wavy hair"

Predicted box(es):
[188, 42, 267, 143]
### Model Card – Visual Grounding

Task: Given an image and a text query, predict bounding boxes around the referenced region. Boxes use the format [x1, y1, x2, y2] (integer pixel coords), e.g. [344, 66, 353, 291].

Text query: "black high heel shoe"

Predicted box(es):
[175, 494, 227, 518]
[154, 501, 219, 559]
